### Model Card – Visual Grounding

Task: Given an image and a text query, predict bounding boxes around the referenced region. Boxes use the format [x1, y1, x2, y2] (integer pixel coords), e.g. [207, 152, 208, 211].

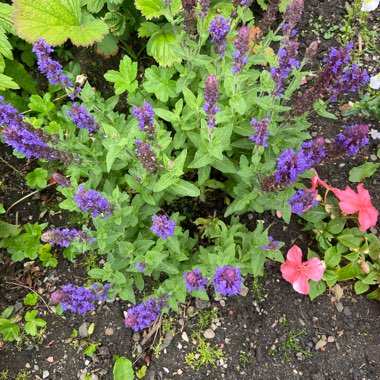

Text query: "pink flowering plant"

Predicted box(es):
[298, 173, 380, 300]
[0, 0, 378, 335]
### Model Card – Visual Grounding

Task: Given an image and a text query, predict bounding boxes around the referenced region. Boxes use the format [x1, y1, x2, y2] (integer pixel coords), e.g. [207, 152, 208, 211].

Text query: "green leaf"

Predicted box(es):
[313, 99, 338, 120]
[309, 280, 326, 301]
[24, 293, 38, 306]
[348, 162, 380, 182]
[86, 0, 106, 13]
[4, 59, 38, 94]
[104, 55, 138, 95]
[146, 24, 181, 67]
[135, 0, 162, 20]
[354, 280, 369, 295]
[143, 66, 177, 102]
[138, 22, 160, 37]
[25, 168, 48, 189]
[169, 180, 200, 197]
[24, 310, 46, 336]
[0, 319, 20, 341]
[153, 174, 178, 193]
[336, 261, 362, 281]
[301, 204, 328, 222]
[0, 26, 13, 60]
[113, 356, 134, 380]
[95, 33, 119, 56]
[0, 73, 19, 91]
[0, 204, 5, 214]
[324, 246, 341, 268]
[0, 3, 16, 34]
[14, 0, 108, 46]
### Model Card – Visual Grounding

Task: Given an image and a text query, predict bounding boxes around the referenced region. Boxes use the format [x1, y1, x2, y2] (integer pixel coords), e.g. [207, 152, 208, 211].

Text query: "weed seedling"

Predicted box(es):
[15, 370, 31, 380]
[0, 370, 9, 380]
[282, 328, 312, 363]
[185, 334, 224, 369]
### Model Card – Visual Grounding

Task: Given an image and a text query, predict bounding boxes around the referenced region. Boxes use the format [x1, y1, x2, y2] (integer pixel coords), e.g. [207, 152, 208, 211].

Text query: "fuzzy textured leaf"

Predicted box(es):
[14, 0, 108, 46]
[135, 0, 162, 20]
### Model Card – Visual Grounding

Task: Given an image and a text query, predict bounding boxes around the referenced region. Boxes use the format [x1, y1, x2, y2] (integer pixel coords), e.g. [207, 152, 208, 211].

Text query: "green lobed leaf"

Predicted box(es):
[0, 73, 19, 91]
[0, 3, 16, 34]
[138, 21, 160, 37]
[0, 26, 12, 61]
[0, 319, 20, 341]
[348, 162, 380, 182]
[13, 0, 108, 46]
[104, 55, 138, 95]
[25, 168, 48, 189]
[143, 65, 177, 102]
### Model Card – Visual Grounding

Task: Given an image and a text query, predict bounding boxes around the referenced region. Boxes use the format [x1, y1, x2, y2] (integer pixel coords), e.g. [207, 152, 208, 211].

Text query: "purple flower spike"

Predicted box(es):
[67, 103, 98, 133]
[124, 296, 168, 332]
[335, 124, 369, 156]
[203, 75, 219, 129]
[51, 283, 109, 314]
[32, 38, 73, 89]
[151, 215, 175, 240]
[184, 269, 208, 292]
[275, 148, 309, 185]
[0, 97, 72, 162]
[261, 236, 280, 250]
[282, 0, 304, 36]
[270, 39, 300, 96]
[74, 185, 112, 218]
[213, 266, 242, 296]
[41, 228, 93, 247]
[133, 101, 156, 140]
[249, 118, 269, 147]
[209, 16, 231, 56]
[301, 137, 326, 167]
[135, 140, 159, 174]
[288, 189, 318, 216]
[232, 26, 250, 74]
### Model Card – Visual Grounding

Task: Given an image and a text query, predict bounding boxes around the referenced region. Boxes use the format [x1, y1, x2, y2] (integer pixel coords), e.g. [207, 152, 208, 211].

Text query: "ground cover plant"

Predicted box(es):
[0, 0, 379, 379]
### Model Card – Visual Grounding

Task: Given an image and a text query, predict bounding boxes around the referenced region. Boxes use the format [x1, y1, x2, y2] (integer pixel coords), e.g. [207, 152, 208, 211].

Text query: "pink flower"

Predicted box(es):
[330, 184, 378, 231]
[280, 245, 325, 295]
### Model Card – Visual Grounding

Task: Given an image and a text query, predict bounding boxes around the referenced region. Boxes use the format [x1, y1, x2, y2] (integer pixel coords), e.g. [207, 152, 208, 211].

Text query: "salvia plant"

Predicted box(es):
[0, 0, 378, 334]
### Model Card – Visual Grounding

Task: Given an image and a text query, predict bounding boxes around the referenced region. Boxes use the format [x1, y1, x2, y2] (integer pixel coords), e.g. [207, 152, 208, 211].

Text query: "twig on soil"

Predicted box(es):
[140, 314, 163, 347]
[6, 183, 55, 213]
[5, 280, 54, 314]
[0, 156, 24, 178]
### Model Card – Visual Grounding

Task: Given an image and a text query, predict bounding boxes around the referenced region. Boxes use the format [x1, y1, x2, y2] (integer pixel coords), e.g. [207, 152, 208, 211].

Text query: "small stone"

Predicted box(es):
[299, 319, 306, 326]
[47, 357, 54, 363]
[177, 369, 183, 375]
[14, 301, 23, 313]
[132, 333, 140, 342]
[177, 342, 183, 350]
[343, 307, 352, 316]
[315, 339, 327, 350]
[34, 365, 40, 371]
[327, 336, 335, 343]
[25, 363, 31, 369]
[203, 329, 215, 339]
[239, 287, 249, 297]
[370, 154, 377, 161]
[312, 316, 318, 322]
[79, 322, 90, 338]
[214, 294, 223, 302]
[163, 367, 169, 374]
[339, 163, 345, 168]
[90, 375, 99, 380]
[105, 327, 114, 336]
[187, 306, 195, 315]
[219, 300, 226, 307]
[42, 370, 49, 379]
[335, 302, 344, 312]
[85, 360, 90, 366]
[181, 332, 189, 342]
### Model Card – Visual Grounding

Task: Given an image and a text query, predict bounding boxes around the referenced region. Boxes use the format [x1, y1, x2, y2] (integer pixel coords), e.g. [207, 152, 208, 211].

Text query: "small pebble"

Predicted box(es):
[163, 367, 169, 374]
[370, 154, 377, 161]
[315, 339, 327, 350]
[79, 322, 90, 338]
[25, 363, 31, 369]
[34, 365, 40, 371]
[105, 327, 114, 336]
[42, 370, 49, 379]
[219, 300, 226, 307]
[327, 336, 335, 343]
[335, 302, 344, 312]
[47, 357, 54, 363]
[203, 329, 215, 339]
[177, 369, 183, 375]
[181, 332, 189, 342]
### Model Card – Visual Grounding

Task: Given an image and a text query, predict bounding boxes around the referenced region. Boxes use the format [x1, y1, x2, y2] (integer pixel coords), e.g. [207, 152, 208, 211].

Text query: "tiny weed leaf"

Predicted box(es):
[25, 168, 48, 189]
[348, 162, 380, 182]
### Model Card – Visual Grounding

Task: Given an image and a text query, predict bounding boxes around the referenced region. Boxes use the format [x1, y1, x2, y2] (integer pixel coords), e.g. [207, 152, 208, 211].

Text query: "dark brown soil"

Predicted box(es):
[1, 0, 380, 379]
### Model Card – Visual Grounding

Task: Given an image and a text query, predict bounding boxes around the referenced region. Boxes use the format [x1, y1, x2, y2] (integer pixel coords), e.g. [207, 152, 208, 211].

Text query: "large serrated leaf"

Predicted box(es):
[135, 0, 163, 20]
[0, 73, 19, 91]
[146, 24, 181, 67]
[14, 0, 108, 46]
[0, 3, 15, 34]
[143, 66, 177, 102]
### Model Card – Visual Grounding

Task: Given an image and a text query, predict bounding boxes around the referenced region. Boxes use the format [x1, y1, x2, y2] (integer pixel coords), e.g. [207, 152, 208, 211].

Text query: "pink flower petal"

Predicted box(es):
[357, 183, 371, 205]
[303, 258, 324, 281]
[280, 261, 299, 284]
[292, 273, 310, 295]
[358, 206, 378, 231]
[286, 245, 303, 265]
